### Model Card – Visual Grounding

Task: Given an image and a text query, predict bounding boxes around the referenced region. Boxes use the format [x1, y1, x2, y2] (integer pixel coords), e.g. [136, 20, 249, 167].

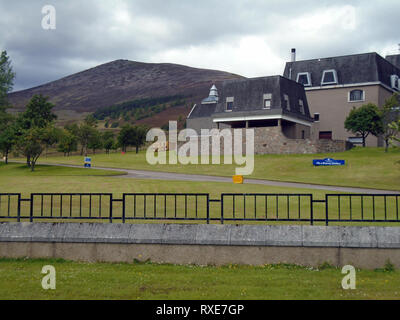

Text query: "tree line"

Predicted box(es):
[93, 95, 186, 122]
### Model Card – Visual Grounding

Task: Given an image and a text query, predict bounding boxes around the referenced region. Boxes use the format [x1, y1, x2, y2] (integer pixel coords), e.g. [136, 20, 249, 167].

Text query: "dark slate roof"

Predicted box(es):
[211, 75, 313, 121]
[188, 103, 217, 118]
[386, 54, 400, 70]
[283, 52, 400, 89]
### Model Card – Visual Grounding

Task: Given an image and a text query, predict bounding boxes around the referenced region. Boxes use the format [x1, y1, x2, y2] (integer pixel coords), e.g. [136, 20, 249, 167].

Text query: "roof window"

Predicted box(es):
[296, 72, 312, 86]
[321, 69, 338, 85]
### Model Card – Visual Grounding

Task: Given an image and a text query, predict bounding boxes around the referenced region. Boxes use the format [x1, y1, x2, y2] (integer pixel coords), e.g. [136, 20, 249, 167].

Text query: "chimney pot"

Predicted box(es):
[291, 48, 296, 62]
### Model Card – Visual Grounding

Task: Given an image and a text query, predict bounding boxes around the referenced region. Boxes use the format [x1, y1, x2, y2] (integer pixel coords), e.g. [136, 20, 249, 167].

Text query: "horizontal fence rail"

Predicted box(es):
[0, 192, 400, 225]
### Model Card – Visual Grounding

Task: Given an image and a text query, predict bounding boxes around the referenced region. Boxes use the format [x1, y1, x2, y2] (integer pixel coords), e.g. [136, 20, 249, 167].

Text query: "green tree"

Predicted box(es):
[344, 103, 383, 147]
[16, 125, 59, 171]
[57, 130, 78, 156]
[118, 124, 135, 153]
[389, 119, 400, 146]
[0, 124, 16, 164]
[118, 125, 148, 153]
[381, 93, 400, 152]
[132, 125, 148, 154]
[18, 94, 57, 129]
[84, 114, 98, 128]
[77, 124, 97, 156]
[0, 50, 15, 107]
[88, 129, 103, 154]
[15, 94, 57, 165]
[65, 123, 79, 136]
[0, 50, 16, 163]
[102, 131, 115, 154]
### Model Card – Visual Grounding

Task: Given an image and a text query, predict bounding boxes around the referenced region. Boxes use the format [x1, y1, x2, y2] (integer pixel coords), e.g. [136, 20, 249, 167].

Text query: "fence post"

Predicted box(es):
[29, 194, 34, 223]
[122, 194, 126, 224]
[17, 194, 21, 223]
[310, 194, 314, 226]
[109, 194, 113, 224]
[220, 194, 224, 225]
[206, 195, 210, 225]
[325, 194, 329, 226]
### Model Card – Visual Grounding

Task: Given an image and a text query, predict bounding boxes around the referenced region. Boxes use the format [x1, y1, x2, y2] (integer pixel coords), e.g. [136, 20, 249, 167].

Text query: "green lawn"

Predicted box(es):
[29, 147, 400, 191]
[0, 163, 399, 226]
[0, 258, 399, 300]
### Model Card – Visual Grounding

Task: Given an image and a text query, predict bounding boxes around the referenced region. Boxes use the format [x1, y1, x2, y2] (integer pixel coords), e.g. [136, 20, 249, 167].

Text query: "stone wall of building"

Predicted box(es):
[178, 126, 352, 155]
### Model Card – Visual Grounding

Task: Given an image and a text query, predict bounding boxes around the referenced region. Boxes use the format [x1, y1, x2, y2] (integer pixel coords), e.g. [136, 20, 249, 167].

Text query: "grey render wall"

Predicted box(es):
[186, 117, 217, 135]
[1, 223, 400, 269]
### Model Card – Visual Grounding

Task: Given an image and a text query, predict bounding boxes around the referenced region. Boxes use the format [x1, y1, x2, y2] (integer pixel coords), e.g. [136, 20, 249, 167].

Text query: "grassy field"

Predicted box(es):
[0, 163, 399, 226]
[30, 147, 400, 191]
[0, 258, 399, 300]
[0, 163, 325, 224]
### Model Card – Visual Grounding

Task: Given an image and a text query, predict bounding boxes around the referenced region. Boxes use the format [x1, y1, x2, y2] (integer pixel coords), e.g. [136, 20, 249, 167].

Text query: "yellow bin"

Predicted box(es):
[232, 175, 244, 184]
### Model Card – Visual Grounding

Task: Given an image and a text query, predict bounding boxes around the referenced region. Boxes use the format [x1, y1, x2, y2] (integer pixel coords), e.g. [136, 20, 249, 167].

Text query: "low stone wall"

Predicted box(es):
[1, 222, 400, 269]
[178, 127, 351, 155]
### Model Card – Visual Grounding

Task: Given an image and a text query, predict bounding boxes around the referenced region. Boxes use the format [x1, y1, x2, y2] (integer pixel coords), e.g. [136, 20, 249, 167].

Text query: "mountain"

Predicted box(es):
[7, 60, 244, 126]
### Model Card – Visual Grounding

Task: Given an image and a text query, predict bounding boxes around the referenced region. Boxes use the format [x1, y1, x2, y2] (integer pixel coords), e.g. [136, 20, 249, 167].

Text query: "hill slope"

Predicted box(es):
[8, 60, 244, 125]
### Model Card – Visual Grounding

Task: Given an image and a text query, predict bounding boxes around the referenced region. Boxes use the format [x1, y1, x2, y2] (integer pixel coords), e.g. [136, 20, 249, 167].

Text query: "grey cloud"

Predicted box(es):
[0, 0, 399, 91]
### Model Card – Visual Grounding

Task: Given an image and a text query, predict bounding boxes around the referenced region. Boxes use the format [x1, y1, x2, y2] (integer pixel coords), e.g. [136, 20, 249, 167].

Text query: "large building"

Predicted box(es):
[187, 76, 351, 154]
[283, 51, 400, 146]
[187, 75, 313, 138]
[186, 50, 400, 154]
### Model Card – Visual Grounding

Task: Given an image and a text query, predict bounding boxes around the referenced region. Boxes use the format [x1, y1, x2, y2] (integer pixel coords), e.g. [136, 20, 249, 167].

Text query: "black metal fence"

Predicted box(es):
[1, 192, 400, 225]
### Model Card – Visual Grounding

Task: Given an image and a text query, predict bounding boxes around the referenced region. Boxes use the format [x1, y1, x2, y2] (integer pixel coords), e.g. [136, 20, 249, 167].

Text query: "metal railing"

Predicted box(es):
[1, 192, 400, 225]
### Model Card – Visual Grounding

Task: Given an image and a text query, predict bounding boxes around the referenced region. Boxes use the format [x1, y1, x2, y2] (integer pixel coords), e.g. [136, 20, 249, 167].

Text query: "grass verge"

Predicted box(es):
[0, 258, 399, 300]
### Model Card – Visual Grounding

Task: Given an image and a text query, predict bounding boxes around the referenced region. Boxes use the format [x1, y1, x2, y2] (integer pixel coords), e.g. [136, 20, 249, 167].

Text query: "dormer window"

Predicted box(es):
[226, 97, 234, 111]
[283, 94, 290, 111]
[321, 69, 338, 85]
[391, 75, 400, 91]
[263, 93, 272, 109]
[296, 72, 312, 87]
[299, 99, 305, 114]
[348, 89, 365, 102]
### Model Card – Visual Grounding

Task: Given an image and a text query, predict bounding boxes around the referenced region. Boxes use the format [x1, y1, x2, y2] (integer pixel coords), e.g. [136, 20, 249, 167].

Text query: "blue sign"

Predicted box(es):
[313, 158, 345, 166]
[84, 157, 91, 168]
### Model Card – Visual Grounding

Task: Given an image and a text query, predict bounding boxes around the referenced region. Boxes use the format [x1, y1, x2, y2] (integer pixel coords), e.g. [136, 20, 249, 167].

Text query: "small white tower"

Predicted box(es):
[201, 84, 219, 104]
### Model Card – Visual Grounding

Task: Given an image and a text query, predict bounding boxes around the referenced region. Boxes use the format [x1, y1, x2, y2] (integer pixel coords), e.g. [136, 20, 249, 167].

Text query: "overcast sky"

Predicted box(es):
[1, 0, 400, 92]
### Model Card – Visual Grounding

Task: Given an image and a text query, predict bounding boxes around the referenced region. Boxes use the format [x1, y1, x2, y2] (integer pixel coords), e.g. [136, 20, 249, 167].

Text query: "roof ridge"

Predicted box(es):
[287, 52, 379, 64]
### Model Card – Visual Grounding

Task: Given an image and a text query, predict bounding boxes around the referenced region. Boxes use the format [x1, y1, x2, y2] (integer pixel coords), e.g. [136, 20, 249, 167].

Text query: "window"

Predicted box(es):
[348, 137, 363, 145]
[296, 72, 312, 86]
[391, 75, 400, 91]
[299, 99, 305, 114]
[226, 97, 234, 111]
[319, 131, 332, 140]
[314, 113, 320, 122]
[263, 93, 272, 109]
[348, 89, 365, 102]
[283, 94, 290, 111]
[321, 69, 338, 85]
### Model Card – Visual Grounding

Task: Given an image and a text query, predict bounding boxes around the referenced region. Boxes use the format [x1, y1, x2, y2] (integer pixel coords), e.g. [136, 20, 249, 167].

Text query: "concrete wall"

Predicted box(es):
[2, 222, 400, 269]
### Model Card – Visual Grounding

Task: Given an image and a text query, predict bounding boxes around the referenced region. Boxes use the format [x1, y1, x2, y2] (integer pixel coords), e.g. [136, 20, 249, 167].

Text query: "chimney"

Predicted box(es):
[291, 48, 296, 62]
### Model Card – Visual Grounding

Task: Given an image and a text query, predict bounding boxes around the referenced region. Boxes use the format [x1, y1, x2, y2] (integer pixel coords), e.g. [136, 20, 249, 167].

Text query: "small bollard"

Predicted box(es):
[232, 175, 244, 184]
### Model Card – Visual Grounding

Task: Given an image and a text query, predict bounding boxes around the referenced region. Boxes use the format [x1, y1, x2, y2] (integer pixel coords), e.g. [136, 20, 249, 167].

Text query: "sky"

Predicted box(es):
[1, 0, 400, 92]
